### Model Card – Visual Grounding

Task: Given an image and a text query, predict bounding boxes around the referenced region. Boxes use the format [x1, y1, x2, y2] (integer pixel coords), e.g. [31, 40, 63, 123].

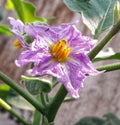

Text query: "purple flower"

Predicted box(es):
[10, 18, 99, 98]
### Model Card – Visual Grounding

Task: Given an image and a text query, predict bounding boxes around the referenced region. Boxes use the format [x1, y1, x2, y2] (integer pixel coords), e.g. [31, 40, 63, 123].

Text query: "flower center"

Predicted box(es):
[51, 39, 70, 62]
[13, 39, 22, 49]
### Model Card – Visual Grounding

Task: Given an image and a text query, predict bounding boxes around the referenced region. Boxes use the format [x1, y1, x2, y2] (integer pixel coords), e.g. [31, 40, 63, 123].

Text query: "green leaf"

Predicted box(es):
[0, 25, 12, 35]
[5, 0, 14, 10]
[6, 0, 46, 23]
[75, 117, 104, 125]
[0, 8, 3, 21]
[6, 89, 34, 111]
[0, 84, 10, 99]
[104, 113, 120, 125]
[22, 76, 52, 95]
[64, 0, 116, 38]
[75, 113, 120, 125]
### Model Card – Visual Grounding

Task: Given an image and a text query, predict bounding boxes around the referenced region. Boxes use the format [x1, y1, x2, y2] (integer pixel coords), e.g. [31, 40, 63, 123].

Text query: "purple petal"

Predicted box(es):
[70, 53, 99, 75]
[31, 59, 63, 78]
[66, 61, 85, 90]
[8, 17, 29, 48]
[15, 50, 37, 67]
[25, 25, 49, 38]
[47, 23, 80, 44]
[57, 64, 81, 98]
[31, 35, 51, 52]
[15, 48, 51, 67]
[8, 17, 24, 35]
[42, 23, 97, 52]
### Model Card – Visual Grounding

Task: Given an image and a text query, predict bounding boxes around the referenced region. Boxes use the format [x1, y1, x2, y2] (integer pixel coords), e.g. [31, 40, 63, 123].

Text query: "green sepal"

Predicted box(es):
[24, 35, 34, 46]
[22, 76, 52, 95]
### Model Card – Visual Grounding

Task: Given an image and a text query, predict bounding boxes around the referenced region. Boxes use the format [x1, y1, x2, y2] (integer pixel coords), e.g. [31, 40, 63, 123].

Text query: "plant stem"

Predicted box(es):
[96, 63, 120, 72]
[0, 98, 29, 125]
[33, 109, 41, 125]
[46, 84, 67, 122]
[40, 92, 47, 106]
[88, 19, 120, 60]
[0, 71, 45, 115]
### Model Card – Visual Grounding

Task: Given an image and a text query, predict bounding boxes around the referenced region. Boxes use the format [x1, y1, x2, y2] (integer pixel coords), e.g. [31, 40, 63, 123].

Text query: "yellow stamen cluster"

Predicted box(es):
[13, 39, 22, 49]
[51, 39, 70, 62]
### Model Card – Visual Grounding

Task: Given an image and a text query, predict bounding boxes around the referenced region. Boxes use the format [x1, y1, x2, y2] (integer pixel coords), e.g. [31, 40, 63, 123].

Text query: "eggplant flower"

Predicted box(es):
[10, 18, 99, 98]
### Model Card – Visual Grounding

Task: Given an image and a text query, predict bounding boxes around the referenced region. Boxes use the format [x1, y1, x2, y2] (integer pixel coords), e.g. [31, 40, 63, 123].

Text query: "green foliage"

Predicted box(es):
[0, 8, 3, 21]
[6, 89, 34, 111]
[0, 25, 12, 35]
[75, 113, 120, 125]
[0, 86, 34, 111]
[22, 76, 52, 95]
[5, 0, 14, 10]
[104, 113, 120, 125]
[5, 0, 46, 23]
[75, 117, 104, 125]
[0, 84, 10, 99]
[64, 0, 116, 38]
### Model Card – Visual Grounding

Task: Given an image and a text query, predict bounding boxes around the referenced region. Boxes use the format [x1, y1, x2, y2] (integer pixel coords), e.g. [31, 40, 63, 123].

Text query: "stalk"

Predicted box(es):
[46, 85, 67, 122]
[0, 98, 29, 125]
[96, 63, 120, 72]
[88, 19, 120, 60]
[0, 71, 45, 115]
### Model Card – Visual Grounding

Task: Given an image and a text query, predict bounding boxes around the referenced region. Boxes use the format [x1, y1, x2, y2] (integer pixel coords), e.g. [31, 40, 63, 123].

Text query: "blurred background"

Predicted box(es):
[1, 0, 120, 125]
